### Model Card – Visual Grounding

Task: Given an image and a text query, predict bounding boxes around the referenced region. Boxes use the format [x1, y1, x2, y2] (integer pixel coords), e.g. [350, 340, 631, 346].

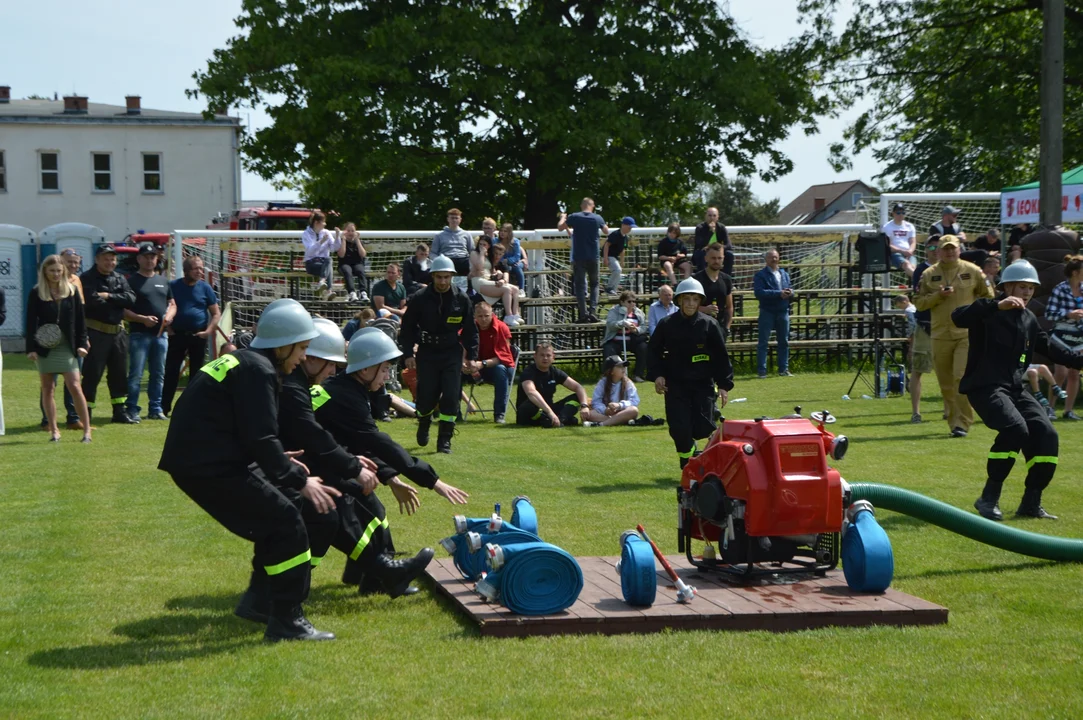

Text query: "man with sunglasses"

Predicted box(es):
[882, 203, 917, 278]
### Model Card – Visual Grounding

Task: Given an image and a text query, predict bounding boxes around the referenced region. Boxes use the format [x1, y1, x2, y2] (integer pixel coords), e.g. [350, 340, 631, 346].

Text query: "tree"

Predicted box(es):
[191, 0, 827, 229]
[799, 0, 1083, 192]
[691, 176, 780, 226]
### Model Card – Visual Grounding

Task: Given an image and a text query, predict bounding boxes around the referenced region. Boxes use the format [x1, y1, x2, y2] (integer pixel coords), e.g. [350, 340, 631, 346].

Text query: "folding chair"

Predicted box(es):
[463, 344, 520, 420]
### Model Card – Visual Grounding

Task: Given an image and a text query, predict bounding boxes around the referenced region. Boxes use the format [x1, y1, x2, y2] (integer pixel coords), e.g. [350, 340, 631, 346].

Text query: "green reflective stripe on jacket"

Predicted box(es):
[1026, 455, 1058, 469]
[691, 354, 709, 363]
[264, 549, 312, 576]
[199, 354, 240, 382]
[988, 451, 1019, 460]
[309, 385, 331, 411]
[349, 517, 390, 560]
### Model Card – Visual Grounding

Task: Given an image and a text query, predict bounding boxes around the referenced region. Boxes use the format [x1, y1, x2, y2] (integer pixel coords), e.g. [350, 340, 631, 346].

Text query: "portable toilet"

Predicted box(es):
[39, 222, 106, 276]
[0, 224, 36, 338]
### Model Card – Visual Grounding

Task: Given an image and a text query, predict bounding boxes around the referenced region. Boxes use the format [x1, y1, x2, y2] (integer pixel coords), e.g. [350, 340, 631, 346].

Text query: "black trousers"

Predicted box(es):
[162, 332, 208, 415]
[603, 335, 648, 378]
[416, 348, 462, 425]
[515, 395, 582, 427]
[665, 382, 718, 466]
[82, 327, 128, 411]
[172, 472, 312, 606]
[969, 386, 1059, 506]
[339, 262, 369, 296]
[332, 492, 391, 569]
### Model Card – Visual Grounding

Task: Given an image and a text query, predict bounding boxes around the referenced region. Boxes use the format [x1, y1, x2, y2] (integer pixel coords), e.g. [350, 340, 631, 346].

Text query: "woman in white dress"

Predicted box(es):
[470, 237, 523, 326]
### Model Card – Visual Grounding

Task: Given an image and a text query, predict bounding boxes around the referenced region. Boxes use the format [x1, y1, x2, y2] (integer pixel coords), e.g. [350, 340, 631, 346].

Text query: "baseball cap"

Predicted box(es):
[621, 216, 637, 227]
[926, 234, 941, 247]
[602, 355, 628, 373]
[942, 205, 961, 215]
[60, 248, 79, 257]
[96, 244, 117, 255]
[892, 203, 906, 214]
[938, 235, 961, 249]
[137, 242, 157, 255]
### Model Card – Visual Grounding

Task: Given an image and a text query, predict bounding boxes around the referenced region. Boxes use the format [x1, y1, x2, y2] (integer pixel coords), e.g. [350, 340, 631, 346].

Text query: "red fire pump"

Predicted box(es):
[677, 408, 849, 578]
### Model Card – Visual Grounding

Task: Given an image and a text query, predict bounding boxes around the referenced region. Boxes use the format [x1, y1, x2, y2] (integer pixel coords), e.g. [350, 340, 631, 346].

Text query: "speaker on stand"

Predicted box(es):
[847, 231, 892, 398]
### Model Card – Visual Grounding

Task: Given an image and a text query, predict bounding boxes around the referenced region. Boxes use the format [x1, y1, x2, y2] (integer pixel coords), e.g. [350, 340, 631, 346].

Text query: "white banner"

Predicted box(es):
[1001, 184, 1083, 224]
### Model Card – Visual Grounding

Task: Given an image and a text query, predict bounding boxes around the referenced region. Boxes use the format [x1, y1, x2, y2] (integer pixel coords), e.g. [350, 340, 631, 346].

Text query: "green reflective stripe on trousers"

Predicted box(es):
[264, 549, 312, 576]
[310, 555, 324, 568]
[111, 397, 126, 405]
[988, 451, 1019, 460]
[438, 413, 457, 423]
[349, 516, 390, 560]
[309, 385, 331, 411]
[86, 401, 96, 409]
[200, 354, 240, 382]
[677, 447, 696, 459]
[567, 400, 581, 407]
[1026, 455, 1058, 469]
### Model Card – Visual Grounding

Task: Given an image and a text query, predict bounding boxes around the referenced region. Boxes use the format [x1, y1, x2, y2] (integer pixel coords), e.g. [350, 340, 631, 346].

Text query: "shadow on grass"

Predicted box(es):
[2, 424, 50, 437]
[893, 559, 1054, 581]
[578, 478, 676, 495]
[848, 434, 953, 444]
[876, 514, 928, 529]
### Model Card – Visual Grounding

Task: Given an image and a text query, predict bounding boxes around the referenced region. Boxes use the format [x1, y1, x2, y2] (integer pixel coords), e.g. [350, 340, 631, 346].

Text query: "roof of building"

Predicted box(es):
[0, 99, 239, 126]
[777, 180, 876, 225]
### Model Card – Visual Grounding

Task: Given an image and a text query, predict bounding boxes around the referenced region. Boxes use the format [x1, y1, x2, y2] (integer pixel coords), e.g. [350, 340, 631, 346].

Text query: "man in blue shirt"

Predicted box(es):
[162, 255, 221, 415]
[558, 197, 609, 323]
[648, 283, 678, 335]
[752, 248, 794, 379]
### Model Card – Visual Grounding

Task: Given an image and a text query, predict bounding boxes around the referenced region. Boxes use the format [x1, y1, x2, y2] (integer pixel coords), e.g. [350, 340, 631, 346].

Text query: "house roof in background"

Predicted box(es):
[0, 99, 238, 126]
[778, 180, 875, 225]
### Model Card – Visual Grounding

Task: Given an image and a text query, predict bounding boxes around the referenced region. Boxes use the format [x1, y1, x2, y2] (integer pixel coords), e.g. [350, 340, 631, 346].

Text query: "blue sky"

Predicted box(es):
[2, 0, 878, 209]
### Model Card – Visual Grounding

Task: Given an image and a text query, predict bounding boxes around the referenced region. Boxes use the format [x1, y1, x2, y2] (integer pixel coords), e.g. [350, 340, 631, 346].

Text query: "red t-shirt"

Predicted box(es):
[477, 317, 514, 366]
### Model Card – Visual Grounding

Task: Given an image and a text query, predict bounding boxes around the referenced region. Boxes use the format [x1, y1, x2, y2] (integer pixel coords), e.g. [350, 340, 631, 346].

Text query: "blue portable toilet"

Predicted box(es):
[38, 223, 106, 276]
[0, 224, 36, 339]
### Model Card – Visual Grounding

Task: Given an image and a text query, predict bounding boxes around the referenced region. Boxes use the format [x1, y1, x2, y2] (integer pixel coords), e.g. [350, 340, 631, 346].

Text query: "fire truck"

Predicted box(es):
[207, 201, 313, 231]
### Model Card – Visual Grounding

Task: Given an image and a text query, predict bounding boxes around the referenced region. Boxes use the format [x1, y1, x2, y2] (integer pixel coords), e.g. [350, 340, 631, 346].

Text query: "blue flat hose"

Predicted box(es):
[618, 531, 657, 606]
[451, 529, 541, 580]
[511, 496, 539, 535]
[476, 542, 584, 616]
[841, 503, 894, 592]
[850, 483, 1083, 562]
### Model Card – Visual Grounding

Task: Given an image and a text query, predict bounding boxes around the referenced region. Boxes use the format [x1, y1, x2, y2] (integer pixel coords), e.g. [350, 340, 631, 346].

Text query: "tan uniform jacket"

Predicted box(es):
[913, 259, 991, 340]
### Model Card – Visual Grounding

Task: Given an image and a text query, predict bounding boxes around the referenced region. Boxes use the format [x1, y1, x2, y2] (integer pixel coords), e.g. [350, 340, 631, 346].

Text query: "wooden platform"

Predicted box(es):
[425, 555, 947, 638]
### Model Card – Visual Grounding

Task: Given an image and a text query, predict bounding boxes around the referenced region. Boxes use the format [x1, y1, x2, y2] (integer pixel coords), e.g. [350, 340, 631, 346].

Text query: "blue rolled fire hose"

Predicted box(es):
[445, 529, 542, 580]
[841, 500, 894, 592]
[476, 542, 584, 616]
[617, 530, 657, 606]
[510, 496, 539, 535]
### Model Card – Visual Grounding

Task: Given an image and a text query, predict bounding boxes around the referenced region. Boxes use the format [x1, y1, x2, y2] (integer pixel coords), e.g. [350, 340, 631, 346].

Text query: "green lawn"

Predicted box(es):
[2, 354, 1082, 719]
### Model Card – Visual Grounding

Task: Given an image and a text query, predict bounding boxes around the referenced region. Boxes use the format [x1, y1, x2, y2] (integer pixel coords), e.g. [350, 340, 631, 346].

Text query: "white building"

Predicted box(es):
[0, 88, 241, 242]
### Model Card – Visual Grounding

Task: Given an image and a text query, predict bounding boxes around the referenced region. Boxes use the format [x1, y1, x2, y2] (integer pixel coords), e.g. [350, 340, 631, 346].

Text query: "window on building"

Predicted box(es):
[143, 153, 162, 192]
[851, 191, 862, 207]
[39, 151, 60, 192]
[0, 151, 5, 192]
[92, 153, 112, 192]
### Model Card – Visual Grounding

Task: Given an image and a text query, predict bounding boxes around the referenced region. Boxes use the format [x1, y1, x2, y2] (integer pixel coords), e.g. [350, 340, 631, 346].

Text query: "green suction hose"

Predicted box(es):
[849, 483, 1083, 562]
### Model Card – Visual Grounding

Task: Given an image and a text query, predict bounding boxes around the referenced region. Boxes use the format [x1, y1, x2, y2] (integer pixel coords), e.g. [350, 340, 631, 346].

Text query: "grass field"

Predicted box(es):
[2, 353, 1083, 719]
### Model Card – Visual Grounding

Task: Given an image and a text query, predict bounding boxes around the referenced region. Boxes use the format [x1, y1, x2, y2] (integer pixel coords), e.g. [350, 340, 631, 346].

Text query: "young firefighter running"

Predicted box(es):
[647, 278, 734, 468]
[158, 298, 340, 641]
[952, 260, 1083, 521]
[315, 328, 470, 591]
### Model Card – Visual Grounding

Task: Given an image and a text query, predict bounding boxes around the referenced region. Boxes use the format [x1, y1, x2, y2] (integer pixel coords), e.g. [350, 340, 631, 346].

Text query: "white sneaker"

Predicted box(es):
[347, 291, 358, 302]
[314, 279, 327, 292]
[582, 421, 598, 427]
[324, 288, 336, 301]
[360, 292, 369, 302]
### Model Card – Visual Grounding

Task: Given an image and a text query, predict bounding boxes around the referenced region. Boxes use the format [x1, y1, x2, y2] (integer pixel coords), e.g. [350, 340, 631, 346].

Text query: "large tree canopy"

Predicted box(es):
[799, 0, 1083, 192]
[192, 0, 825, 228]
[691, 176, 780, 226]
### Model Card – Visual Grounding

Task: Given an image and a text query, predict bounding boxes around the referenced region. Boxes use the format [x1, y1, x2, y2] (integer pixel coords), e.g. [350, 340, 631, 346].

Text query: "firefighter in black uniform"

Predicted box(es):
[952, 260, 1083, 521]
[399, 254, 478, 454]
[647, 277, 734, 469]
[316, 328, 470, 590]
[79, 244, 137, 423]
[159, 298, 340, 642]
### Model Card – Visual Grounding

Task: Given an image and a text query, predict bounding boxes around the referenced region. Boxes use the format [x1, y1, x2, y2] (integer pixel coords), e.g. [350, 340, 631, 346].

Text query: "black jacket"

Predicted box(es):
[315, 373, 440, 489]
[158, 348, 307, 489]
[403, 257, 432, 290]
[399, 284, 478, 360]
[647, 310, 734, 390]
[276, 366, 363, 490]
[953, 297, 1083, 394]
[79, 268, 135, 325]
[25, 287, 88, 357]
[693, 222, 731, 252]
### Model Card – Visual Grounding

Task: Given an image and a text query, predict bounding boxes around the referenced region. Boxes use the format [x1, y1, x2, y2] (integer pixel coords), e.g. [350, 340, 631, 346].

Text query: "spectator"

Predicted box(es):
[124, 243, 176, 422]
[403, 243, 432, 295]
[893, 293, 917, 334]
[1025, 363, 1066, 420]
[648, 284, 678, 335]
[657, 223, 691, 285]
[336, 222, 369, 303]
[881, 203, 917, 278]
[497, 223, 528, 290]
[693, 207, 734, 276]
[26, 255, 92, 442]
[515, 342, 590, 427]
[432, 208, 474, 277]
[929, 205, 967, 243]
[1043, 253, 1083, 420]
[470, 236, 523, 326]
[982, 256, 1000, 293]
[603, 217, 635, 295]
[1007, 223, 1032, 263]
[80, 244, 136, 424]
[39, 249, 86, 430]
[973, 228, 1002, 257]
[693, 243, 735, 337]
[753, 248, 794, 379]
[302, 211, 341, 300]
[162, 256, 220, 417]
[466, 302, 516, 423]
[582, 356, 650, 427]
[371, 263, 408, 319]
[557, 197, 609, 324]
[477, 216, 499, 251]
[342, 307, 377, 342]
[909, 235, 944, 423]
[602, 291, 649, 382]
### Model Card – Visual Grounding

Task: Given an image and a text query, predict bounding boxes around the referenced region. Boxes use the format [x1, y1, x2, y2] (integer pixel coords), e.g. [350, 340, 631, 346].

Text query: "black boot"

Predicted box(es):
[437, 421, 454, 454]
[370, 548, 435, 599]
[973, 497, 1003, 521]
[234, 571, 271, 623]
[416, 416, 431, 447]
[341, 557, 364, 586]
[264, 605, 335, 642]
[1016, 490, 1058, 519]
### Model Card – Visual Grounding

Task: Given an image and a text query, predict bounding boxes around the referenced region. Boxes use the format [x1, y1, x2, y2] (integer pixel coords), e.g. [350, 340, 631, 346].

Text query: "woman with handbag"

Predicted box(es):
[26, 255, 92, 442]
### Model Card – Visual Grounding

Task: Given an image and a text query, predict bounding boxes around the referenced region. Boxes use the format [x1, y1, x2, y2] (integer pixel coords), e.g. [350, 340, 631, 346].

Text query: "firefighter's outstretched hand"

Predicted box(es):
[718, 389, 728, 408]
[998, 296, 1026, 311]
[357, 468, 379, 495]
[655, 377, 667, 395]
[389, 477, 421, 515]
[433, 480, 469, 505]
[356, 455, 379, 473]
[302, 477, 341, 514]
